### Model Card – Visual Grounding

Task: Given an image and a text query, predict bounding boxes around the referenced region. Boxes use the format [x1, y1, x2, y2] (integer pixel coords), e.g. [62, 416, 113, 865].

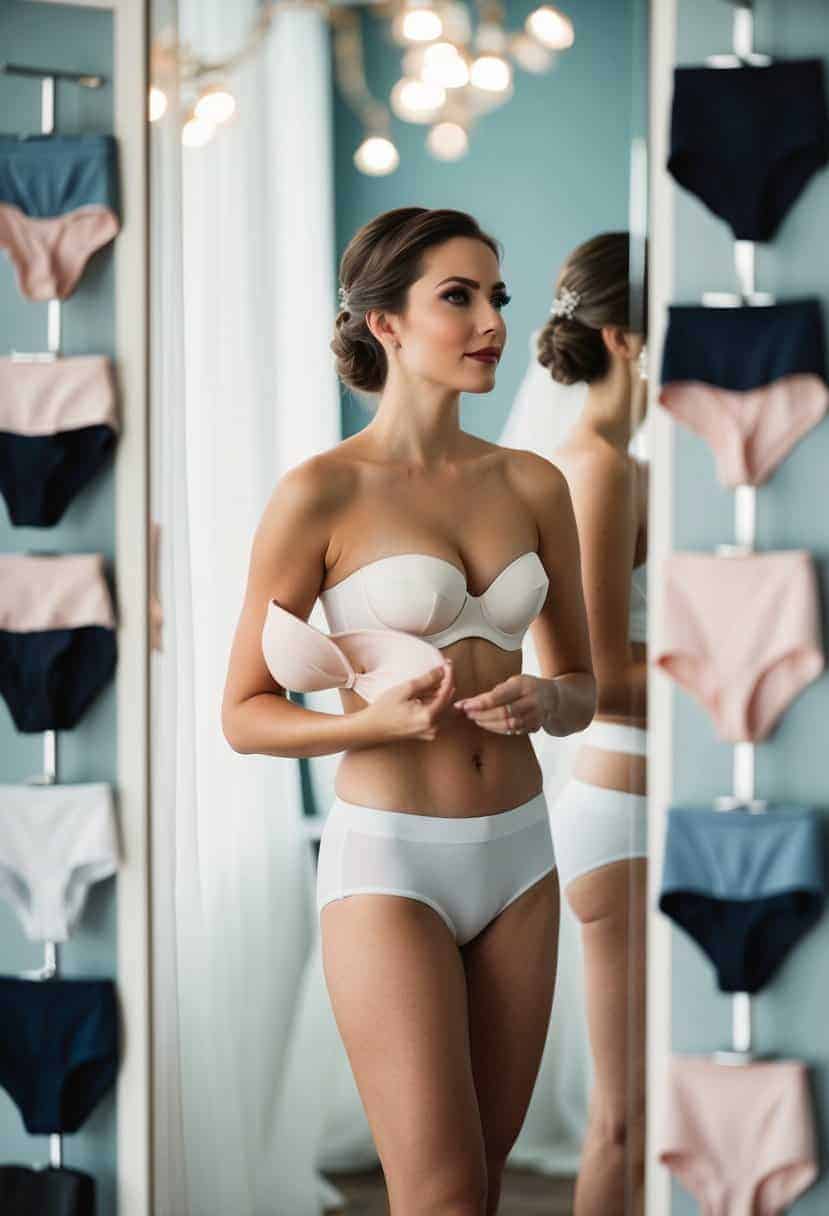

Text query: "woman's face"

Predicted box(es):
[392, 236, 509, 394]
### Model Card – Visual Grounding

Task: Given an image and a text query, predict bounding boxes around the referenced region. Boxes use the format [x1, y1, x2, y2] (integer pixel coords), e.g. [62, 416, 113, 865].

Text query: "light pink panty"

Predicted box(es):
[660, 1055, 818, 1216]
[0, 554, 115, 632]
[655, 551, 824, 742]
[660, 376, 829, 487]
[0, 356, 118, 436]
[0, 203, 119, 301]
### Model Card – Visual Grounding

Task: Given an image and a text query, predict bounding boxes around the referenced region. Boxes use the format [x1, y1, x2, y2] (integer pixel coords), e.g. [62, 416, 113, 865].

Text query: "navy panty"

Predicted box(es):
[0, 1165, 95, 1216]
[0, 976, 118, 1134]
[660, 806, 826, 993]
[0, 627, 117, 732]
[0, 425, 116, 527]
[669, 60, 829, 240]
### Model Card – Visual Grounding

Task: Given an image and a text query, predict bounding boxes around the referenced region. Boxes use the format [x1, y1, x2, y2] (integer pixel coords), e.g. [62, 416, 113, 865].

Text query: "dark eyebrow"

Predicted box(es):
[435, 276, 507, 290]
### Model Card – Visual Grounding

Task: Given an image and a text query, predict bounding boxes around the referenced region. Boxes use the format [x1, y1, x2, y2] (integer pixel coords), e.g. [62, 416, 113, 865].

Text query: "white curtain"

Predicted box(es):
[150, 3, 341, 1213]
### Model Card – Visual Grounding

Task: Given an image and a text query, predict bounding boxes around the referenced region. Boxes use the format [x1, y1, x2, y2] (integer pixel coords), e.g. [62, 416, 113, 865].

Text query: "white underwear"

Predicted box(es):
[0, 782, 118, 941]
[551, 721, 648, 888]
[317, 791, 556, 946]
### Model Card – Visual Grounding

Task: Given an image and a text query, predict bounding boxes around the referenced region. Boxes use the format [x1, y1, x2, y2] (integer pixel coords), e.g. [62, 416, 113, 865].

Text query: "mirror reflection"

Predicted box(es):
[149, 2, 648, 1213]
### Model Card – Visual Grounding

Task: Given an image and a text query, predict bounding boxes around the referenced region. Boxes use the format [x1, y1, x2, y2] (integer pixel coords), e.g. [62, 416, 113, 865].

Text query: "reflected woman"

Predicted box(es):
[221, 208, 596, 1216]
[537, 233, 648, 1216]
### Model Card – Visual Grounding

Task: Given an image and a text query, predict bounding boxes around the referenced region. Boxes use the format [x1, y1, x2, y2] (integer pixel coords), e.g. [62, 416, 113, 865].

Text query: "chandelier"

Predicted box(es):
[149, 2, 574, 172]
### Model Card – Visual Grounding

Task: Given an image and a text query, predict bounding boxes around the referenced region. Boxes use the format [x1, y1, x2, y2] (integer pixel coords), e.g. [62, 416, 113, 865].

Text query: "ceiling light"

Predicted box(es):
[510, 33, 555, 74]
[469, 53, 512, 92]
[354, 135, 400, 176]
[194, 83, 236, 125]
[427, 121, 469, 161]
[390, 77, 447, 123]
[148, 86, 168, 122]
[525, 6, 575, 51]
[421, 42, 470, 89]
[181, 113, 216, 148]
[401, 3, 443, 43]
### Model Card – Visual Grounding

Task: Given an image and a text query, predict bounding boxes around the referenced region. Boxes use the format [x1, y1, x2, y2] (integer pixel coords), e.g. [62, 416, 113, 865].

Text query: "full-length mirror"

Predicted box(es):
[148, 2, 649, 1213]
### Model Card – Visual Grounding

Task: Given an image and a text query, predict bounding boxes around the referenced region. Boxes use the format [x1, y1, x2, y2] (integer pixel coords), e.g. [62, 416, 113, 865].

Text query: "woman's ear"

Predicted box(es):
[600, 325, 639, 362]
[366, 309, 401, 351]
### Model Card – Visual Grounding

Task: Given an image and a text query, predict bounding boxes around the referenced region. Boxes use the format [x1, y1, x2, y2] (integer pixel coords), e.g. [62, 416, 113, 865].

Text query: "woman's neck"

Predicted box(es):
[367, 373, 464, 469]
[580, 361, 633, 453]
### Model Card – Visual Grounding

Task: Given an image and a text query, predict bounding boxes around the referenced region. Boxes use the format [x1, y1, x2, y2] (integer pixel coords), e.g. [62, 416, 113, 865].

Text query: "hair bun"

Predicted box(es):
[537, 317, 585, 386]
[330, 313, 387, 393]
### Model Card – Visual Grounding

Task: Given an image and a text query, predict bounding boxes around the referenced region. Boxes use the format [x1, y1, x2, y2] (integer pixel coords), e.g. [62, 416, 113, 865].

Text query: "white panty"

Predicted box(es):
[0, 783, 118, 941]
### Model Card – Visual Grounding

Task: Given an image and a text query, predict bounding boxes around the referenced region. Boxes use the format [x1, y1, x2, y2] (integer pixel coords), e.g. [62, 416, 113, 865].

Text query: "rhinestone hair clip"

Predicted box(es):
[338, 285, 351, 312]
[550, 286, 580, 320]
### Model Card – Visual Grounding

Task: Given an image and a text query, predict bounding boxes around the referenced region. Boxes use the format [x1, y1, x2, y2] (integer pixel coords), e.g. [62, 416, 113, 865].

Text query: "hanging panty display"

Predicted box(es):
[0, 976, 118, 1134]
[0, 1163, 95, 1216]
[660, 300, 828, 486]
[0, 355, 119, 526]
[659, 1054, 818, 1215]
[668, 60, 829, 241]
[659, 805, 825, 993]
[0, 782, 118, 941]
[654, 549, 824, 742]
[0, 553, 117, 733]
[0, 134, 119, 301]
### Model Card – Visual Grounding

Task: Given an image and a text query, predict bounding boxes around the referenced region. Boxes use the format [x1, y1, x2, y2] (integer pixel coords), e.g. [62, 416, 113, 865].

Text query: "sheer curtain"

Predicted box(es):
[149, 3, 340, 1213]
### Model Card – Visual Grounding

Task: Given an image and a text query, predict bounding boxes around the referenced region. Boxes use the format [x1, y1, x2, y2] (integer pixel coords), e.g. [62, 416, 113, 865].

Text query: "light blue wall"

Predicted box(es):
[332, 0, 635, 441]
[670, 3, 829, 1212]
[0, 2, 118, 1210]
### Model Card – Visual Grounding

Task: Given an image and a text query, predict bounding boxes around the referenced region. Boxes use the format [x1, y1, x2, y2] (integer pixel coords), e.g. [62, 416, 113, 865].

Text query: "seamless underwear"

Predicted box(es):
[660, 805, 825, 993]
[669, 60, 829, 240]
[0, 134, 120, 300]
[0, 1164, 95, 1216]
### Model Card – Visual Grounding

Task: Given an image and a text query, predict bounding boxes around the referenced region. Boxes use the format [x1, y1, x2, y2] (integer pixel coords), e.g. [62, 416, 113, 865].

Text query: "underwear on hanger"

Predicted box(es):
[0, 134, 119, 301]
[668, 60, 829, 240]
[654, 550, 824, 743]
[660, 301, 828, 485]
[262, 599, 445, 702]
[0, 975, 118, 1134]
[0, 553, 117, 733]
[0, 1164, 95, 1216]
[0, 356, 119, 526]
[660, 805, 825, 992]
[659, 1054, 818, 1215]
[0, 782, 118, 942]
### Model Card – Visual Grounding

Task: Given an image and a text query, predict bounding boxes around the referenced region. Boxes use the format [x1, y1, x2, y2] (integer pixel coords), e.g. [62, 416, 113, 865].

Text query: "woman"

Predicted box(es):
[537, 232, 648, 1216]
[221, 206, 595, 1216]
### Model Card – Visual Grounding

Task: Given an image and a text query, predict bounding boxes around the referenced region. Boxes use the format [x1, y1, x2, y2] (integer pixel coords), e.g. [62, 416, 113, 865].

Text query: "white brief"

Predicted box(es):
[317, 791, 556, 946]
[0, 782, 118, 941]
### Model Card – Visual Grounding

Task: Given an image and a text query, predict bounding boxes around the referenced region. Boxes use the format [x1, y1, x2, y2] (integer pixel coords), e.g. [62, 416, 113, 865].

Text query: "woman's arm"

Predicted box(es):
[557, 445, 645, 720]
[221, 456, 361, 757]
[520, 452, 596, 734]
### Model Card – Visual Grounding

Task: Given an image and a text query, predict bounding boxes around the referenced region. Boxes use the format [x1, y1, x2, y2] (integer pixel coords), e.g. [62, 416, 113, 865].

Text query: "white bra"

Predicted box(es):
[629, 562, 648, 644]
[319, 550, 550, 652]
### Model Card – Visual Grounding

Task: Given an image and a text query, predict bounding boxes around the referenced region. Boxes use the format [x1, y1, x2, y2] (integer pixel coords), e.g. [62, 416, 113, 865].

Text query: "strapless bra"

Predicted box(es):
[319, 550, 550, 652]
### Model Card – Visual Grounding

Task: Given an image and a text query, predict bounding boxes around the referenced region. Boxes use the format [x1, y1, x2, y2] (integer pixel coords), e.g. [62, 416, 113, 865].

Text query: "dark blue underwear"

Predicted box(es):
[0, 426, 116, 527]
[0, 135, 119, 219]
[661, 300, 826, 391]
[0, 976, 118, 1134]
[669, 60, 829, 240]
[0, 1164, 95, 1216]
[659, 806, 825, 993]
[0, 627, 117, 732]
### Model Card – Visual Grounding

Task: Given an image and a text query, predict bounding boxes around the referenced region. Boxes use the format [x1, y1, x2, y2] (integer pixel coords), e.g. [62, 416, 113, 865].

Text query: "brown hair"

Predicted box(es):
[537, 232, 637, 386]
[331, 207, 501, 393]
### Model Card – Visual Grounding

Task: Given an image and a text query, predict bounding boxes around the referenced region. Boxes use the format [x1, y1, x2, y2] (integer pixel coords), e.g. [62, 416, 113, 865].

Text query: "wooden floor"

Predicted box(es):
[324, 1166, 576, 1215]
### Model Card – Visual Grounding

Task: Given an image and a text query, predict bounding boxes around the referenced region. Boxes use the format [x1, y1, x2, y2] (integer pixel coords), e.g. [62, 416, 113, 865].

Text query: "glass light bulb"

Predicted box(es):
[421, 42, 469, 89]
[469, 54, 512, 93]
[148, 85, 168, 122]
[390, 77, 447, 123]
[525, 5, 575, 51]
[427, 121, 468, 161]
[510, 33, 555, 74]
[181, 114, 216, 148]
[354, 135, 400, 176]
[194, 84, 236, 125]
[401, 6, 443, 43]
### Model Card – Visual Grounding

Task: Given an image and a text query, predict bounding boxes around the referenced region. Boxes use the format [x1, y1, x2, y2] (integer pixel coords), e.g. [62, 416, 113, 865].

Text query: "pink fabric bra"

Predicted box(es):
[261, 550, 549, 702]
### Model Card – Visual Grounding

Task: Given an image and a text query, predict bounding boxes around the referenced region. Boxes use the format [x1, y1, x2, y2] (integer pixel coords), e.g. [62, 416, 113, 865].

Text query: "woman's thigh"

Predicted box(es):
[462, 870, 560, 1163]
[321, 894, 488, 1210]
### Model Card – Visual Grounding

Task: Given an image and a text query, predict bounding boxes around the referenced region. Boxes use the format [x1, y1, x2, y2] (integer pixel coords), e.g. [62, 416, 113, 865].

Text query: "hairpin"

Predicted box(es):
[338, 285, 351, 312]
[550, 286, 580, 320]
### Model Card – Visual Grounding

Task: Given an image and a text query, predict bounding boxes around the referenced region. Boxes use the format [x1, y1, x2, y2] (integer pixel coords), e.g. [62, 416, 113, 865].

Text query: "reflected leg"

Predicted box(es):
[321, 894, 488, 1216]
[567, 858, 647, 1216]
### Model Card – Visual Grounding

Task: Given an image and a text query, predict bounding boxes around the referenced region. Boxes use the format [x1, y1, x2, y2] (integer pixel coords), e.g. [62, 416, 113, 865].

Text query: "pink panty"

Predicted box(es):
[0, 203, 119, 301]
[659, 1055, 818, 1216]
[655, 551, 824, 742]
[660, 375, 829, 487]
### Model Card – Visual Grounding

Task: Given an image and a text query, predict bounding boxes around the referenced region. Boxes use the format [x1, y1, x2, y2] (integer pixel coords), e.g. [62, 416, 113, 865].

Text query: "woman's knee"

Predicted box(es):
[392, 1163, 488, 1216]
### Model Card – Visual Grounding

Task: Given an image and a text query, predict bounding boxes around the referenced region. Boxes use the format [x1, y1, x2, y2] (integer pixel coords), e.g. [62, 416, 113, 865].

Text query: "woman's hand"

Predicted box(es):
[359, 661, 457, 744]
[454, 674, 558, 736]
